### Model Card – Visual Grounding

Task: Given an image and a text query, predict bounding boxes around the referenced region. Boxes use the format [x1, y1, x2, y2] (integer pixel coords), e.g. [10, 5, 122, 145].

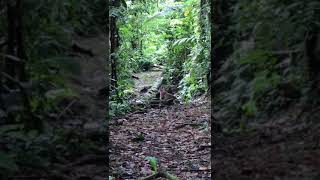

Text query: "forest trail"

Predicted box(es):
[133, 65, 163, 93]
[129, 65, 164, 106]
[110, 100, 211, 179]
[109, 60, 211, 179]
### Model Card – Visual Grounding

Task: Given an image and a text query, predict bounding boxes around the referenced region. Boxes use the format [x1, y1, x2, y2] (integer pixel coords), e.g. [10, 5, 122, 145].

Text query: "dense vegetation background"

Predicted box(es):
[109, 0, 210, 115]
[0, 0, 319, 179]
[0, 0, 107, 178]
[213, 0, 320, 131]
[212, 1, 320, 178]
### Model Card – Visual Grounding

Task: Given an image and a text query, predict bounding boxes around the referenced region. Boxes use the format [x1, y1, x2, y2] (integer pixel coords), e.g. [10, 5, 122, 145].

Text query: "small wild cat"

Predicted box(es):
[159, 86, 178, 108]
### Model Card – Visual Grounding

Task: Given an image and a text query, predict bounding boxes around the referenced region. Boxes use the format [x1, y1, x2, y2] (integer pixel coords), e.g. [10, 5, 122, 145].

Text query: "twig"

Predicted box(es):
[0, 53, 25, 63]
[56, 99, 78, 120]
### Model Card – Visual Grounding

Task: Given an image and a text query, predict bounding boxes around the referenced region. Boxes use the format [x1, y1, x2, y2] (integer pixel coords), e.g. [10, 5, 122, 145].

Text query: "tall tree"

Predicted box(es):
[4, 0, 27, 87]
[110, 0, 121, 91]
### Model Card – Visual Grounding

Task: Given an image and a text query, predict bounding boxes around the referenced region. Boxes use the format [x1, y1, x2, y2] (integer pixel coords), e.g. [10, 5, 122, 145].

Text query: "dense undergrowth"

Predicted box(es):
[0, 1, 106, 177]
[213, 0, 320, 130]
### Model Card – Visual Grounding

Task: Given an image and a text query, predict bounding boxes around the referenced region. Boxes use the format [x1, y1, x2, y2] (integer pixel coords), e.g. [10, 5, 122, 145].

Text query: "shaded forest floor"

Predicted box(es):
[214, 106, 320, 180]
[110, 100, 211, 179]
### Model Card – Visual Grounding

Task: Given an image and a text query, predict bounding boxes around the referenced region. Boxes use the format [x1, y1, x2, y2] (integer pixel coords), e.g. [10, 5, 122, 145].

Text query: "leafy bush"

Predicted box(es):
[109, 101, 131, 117]
[214, 0, 320, 128]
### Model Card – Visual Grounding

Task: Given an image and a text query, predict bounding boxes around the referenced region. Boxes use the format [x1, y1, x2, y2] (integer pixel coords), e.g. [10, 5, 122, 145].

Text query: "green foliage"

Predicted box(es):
[109, 101, 131, 117]
[145, 156, 158, 172]
[137, 59, 153, 71]
[165, 0, 210, 100]
[114, 0, 210, 104]
[0, 1, 105, 124]
[133, 132, 145, 142]
[215, 0, 320, 128]
[0, 1, 107, 176]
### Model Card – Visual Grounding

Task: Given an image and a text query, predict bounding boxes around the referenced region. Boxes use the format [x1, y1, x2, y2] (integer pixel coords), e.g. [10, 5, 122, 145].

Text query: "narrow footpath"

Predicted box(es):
[110, 101, 211, 179]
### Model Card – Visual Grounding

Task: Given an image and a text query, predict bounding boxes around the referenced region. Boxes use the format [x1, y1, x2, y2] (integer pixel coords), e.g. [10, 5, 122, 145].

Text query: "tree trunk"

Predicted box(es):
[5, 0, 27, 86]
[110, 0, 120, 91]
[4, 0, 37, 130]
[16, 0, 27, 82]
[106, 0, 110, 178]
[110, 17, 119, 91]
[5, 1, 16, 88]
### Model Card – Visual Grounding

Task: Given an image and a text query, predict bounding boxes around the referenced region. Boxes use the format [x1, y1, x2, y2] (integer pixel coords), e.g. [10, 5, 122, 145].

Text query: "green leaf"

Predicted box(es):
[145, 156, 158, 172]
[133, 133, 145, 142]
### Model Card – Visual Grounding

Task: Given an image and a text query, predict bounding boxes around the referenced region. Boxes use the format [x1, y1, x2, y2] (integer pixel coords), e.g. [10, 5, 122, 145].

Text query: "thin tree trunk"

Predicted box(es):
[110, 0, 121, 96]
[16, 0, 27, 82]
[5, 1, 16, 88]
[110, 16, 118, 89]
[106, 0, 110, 178]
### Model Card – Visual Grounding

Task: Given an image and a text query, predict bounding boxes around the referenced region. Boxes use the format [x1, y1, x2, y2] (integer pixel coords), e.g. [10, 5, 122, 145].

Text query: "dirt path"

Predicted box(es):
[133, 66, 163, 93]
[110, 101, 211, 179]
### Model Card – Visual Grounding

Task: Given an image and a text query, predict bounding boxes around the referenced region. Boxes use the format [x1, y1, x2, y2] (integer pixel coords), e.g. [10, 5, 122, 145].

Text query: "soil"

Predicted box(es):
[110, 101, 211, 179]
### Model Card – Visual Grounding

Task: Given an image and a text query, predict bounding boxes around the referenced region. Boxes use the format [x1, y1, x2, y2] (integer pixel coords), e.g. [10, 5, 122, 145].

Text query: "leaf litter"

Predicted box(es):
[110, 102, 211, 179]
